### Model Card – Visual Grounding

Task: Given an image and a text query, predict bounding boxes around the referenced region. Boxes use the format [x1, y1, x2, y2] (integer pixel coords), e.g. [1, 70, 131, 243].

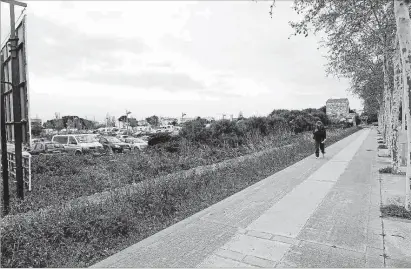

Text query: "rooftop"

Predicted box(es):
[326, 98, 349, 103]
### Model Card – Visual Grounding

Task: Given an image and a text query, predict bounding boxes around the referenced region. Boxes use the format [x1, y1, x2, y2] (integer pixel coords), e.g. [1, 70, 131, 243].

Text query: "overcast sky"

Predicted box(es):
[1, 1, 362, 122]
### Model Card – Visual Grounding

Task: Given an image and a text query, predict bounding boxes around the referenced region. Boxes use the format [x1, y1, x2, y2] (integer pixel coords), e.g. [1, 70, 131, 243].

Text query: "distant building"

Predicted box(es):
[326, 98, 350, 123]
[178, 117, 194, 124]
[159, 117, 177, 126]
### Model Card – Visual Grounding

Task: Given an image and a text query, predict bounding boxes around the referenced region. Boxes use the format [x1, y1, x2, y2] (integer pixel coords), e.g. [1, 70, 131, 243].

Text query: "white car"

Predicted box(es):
[51, 134, 104, 155]
[117, 135, 129, 142]
[124, 137, 148, 151]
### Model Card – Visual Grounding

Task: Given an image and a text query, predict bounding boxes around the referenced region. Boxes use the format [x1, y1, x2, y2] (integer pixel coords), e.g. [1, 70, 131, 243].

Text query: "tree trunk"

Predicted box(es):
[378, 103, 384, 134]
[383, 50, 392, 148]
[394, 0, 411, 210]
[391, 44, 402, 173]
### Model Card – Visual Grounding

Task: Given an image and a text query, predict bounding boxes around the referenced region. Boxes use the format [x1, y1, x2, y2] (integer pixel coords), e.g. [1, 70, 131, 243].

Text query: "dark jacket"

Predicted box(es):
[313, 127, 326, 142]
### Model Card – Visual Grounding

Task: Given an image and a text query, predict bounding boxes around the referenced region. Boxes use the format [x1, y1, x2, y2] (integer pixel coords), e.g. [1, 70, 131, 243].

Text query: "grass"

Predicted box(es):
[378, 166, 406, 175]
[1, 127, 360, 268]
[2, 132, 296, 215]
[381, 204, 411, 220]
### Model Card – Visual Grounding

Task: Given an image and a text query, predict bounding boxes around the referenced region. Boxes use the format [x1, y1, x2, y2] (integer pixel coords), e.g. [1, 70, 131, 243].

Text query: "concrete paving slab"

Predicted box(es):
[276, 241, 332, 268]
[243, 255, 277, 268]
[366, 229, 384, 250]
[214, 248, 245, 262]
[247, 181, 334, 237]
[270, 234, 301, 246]
[385, 258, 411, 268]
[380, 174, 407, 206]
[383, 218, 411, 263]
[365, 247, 385, 268]
[306, 161, 348, 182]
[246, 230, 273, 240]
[221, 234, 291, 262]
[327, 247, 366, 267]
[197, 254, 256, 268]
[92, 219, 237, 268]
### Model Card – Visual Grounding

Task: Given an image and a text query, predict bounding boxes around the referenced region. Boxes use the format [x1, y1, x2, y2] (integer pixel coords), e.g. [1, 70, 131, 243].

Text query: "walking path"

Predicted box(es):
[92, 128, 404, 268]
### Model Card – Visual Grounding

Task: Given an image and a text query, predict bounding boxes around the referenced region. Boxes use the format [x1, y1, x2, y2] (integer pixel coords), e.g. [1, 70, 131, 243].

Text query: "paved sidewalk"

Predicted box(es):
[92, 128, 385, 268]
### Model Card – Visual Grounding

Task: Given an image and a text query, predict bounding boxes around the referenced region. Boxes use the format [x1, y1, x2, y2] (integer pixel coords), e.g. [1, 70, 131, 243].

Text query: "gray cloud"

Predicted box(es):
[27, 15, 147, 77]
[76, 71, 205, 92]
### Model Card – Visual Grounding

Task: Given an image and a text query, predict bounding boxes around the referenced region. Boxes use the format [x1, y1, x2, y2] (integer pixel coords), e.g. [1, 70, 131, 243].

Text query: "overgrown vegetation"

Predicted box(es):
[0, 126, 360, 268]
[381, 204, 411, 220]
[379, 167, 393, 174]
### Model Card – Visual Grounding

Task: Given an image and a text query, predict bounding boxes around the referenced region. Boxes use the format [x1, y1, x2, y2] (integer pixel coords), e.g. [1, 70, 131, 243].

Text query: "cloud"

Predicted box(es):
[27, 15, 147, 77]
[75, 71, 205, 92]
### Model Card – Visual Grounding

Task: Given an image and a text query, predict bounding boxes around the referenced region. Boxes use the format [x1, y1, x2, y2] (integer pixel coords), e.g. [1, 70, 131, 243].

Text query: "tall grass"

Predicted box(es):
[1, 127, 359, 268]
[1, 127, 297, 215]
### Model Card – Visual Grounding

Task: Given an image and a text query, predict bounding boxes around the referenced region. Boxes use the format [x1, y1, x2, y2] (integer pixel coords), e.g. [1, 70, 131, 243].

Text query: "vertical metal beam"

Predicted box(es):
[1, 1, 11, 215]
[9, 4, 24, 199]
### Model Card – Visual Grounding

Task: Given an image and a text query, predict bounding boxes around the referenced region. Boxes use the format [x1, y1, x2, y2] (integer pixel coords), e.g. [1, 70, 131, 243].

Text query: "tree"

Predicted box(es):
[394, 0, 411, 210]
[54, 119, 64, 133]
[129, 118, 138, 128]
[118, 115, 127, 122]
[31, 122, 43, 137]
[268, 0, 410, 210]
[146, 115, 159, 127]
[66, 119, 74, 132]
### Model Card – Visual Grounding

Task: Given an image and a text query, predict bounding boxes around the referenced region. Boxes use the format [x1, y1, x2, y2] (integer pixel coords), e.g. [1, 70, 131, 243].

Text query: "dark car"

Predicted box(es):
[28, 142, 66, 156]
[98, 136, 131, 153]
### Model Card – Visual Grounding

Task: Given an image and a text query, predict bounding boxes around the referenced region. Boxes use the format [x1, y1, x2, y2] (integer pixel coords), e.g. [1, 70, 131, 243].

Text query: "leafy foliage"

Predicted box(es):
[146, 115, 159, 127]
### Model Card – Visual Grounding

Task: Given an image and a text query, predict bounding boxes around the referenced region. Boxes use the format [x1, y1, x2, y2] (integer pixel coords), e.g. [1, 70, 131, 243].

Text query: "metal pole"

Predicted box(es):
[9, 4, 24, 199]
[1, 2, 11, 214]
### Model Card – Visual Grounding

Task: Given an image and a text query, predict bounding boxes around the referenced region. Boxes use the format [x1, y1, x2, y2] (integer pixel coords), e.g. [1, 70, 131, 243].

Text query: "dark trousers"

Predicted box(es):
[315, 141, 325, 157]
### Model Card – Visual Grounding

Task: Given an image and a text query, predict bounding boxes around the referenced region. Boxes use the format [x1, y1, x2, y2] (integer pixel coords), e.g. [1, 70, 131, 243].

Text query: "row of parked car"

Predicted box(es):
[29, 134, 148, 156]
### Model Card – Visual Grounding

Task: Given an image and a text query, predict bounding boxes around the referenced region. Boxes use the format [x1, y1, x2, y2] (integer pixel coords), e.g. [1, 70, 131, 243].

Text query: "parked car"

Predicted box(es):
[28, 142, 66, 156]
[98, 136, 131, 153]
[124, 137, 148, 151]
[51, 134, 104, 155]
[139, 135, 150, 142]
[117, 135, 129, 142]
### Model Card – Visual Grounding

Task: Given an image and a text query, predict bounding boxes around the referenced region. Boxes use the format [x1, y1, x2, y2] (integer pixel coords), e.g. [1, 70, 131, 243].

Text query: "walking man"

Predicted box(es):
[313, 120, 327, 158]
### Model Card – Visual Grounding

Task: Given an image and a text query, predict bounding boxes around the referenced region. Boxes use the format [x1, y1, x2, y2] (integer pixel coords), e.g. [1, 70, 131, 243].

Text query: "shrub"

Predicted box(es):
[380, 204, 411, 220]
[147, 133, 177, 146]
[379, 167, 392, 174]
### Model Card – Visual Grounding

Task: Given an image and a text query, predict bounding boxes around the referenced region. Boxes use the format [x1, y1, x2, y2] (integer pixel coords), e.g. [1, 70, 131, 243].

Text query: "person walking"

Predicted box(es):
[313, 120, 326, 158]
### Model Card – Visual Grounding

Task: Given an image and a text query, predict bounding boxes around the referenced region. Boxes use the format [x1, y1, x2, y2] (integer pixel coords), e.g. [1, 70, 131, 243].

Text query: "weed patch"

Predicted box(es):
[381, 204, 411, 220]
[379, 167, 393, 174]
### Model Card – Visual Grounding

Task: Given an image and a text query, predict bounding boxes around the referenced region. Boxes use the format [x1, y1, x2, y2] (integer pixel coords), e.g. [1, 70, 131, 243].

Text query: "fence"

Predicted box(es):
[1, 147, 32, 191]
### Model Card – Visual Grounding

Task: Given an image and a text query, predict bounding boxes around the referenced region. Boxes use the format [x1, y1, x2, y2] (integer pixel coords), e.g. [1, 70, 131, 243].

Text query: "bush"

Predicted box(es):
[379, 167, 392, 174]
[381, 204, 411, 220]
[0, 127, 360, 268]
[147, 133, 176, 146]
